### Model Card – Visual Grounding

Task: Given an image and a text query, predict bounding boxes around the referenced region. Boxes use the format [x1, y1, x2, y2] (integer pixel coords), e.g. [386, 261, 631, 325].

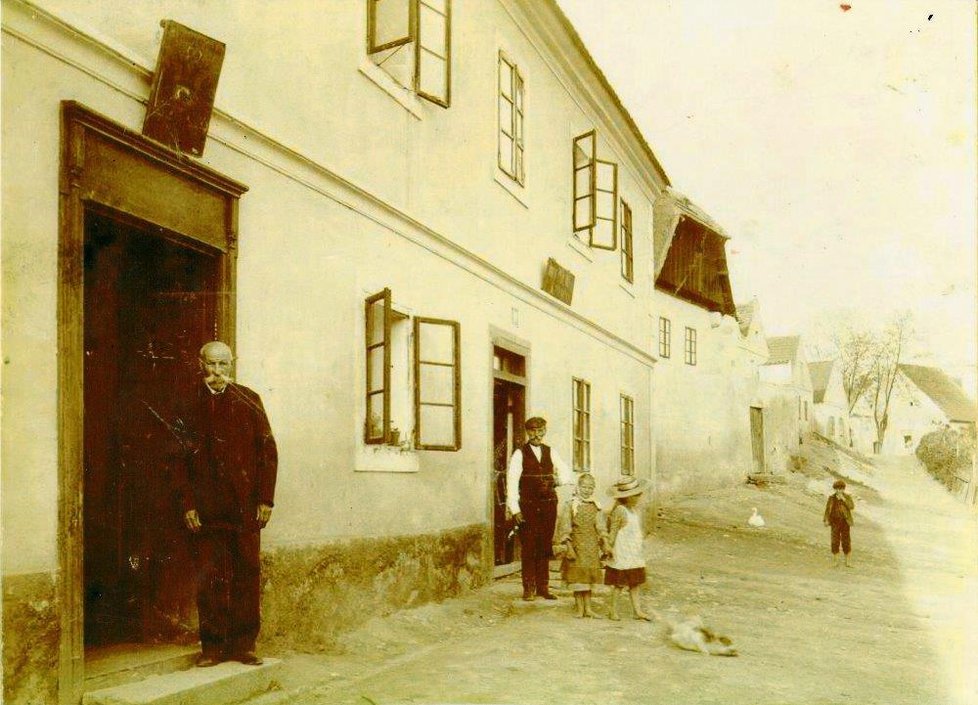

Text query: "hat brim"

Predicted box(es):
[607, 478, 650, 498]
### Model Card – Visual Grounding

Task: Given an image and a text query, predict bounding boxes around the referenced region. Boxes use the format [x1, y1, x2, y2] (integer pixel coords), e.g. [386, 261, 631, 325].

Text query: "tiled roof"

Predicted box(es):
[764, 336, 801, 365]
[899, 364, 978, 423]
[808, 360, 835, 404]
[736, 300, 757, 336]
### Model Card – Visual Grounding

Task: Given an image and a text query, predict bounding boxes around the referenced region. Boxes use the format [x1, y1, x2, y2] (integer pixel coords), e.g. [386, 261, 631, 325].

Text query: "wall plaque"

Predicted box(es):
[542, 257, 575, 305]
[143, 20, 226, 157]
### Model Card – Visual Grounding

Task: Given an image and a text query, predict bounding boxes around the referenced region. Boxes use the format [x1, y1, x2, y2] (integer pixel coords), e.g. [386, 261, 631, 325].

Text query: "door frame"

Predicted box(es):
[487, 328, 530, 577]
[58, 102, 247, 704]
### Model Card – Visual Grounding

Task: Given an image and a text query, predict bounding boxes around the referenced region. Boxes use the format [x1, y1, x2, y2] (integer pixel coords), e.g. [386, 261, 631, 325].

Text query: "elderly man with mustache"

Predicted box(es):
[171, 341, 278, 667]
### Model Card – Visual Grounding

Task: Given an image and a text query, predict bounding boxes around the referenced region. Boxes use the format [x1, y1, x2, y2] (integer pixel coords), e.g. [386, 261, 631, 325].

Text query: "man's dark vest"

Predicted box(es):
[519, 443, 556, 500]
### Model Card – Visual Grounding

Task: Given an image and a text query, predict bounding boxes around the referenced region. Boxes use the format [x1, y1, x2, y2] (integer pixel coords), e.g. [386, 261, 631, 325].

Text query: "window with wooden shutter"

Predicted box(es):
[573, 131, 596, 235]
[590, 159, 618, 250]
[365, 288, 392, 444]
[414, 317, 461, 450]
[572, 130, 619, 249]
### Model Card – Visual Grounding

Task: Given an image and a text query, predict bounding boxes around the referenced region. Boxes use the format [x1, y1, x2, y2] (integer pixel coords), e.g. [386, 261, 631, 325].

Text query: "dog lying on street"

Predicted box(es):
[666, 615, 738, 656]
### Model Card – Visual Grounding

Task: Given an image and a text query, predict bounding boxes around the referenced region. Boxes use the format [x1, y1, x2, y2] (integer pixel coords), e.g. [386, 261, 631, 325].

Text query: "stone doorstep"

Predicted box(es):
[82, 659, 283, 705]
[84, 644, 199, 693]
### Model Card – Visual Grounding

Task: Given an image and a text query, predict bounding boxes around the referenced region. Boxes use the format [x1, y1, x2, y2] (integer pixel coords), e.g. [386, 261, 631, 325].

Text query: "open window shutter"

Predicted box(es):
[368, 0, 412, 54]
[572, 131, 596, 234]
[590, 159, 618, 250]
[365, 289, 392, 444]
[414, 317, 460, 450]
[414, 0, 451, 107]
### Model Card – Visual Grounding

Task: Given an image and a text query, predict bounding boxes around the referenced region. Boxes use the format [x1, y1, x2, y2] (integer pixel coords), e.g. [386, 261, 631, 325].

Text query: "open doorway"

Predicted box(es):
[750, 406, 765, 474]
[492, 345, 526, 569]
[83, 209, 221, 648]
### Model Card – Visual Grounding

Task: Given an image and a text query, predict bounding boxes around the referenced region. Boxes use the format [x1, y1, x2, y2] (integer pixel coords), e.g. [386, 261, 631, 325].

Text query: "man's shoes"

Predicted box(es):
[196, 653, 223, 668]
[232, 652, 264, 666]
[537, 591, 558, 600]
[521, 590, 535, 601]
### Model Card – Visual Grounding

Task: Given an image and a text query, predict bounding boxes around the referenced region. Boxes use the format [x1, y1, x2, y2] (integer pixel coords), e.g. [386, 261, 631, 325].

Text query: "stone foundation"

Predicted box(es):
[258, 523, 490, 651]
[2, 572, 60, 705]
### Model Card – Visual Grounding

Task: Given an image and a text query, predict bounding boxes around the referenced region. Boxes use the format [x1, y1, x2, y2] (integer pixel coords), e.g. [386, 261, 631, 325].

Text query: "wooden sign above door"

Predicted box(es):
[142, 20, 226, 157]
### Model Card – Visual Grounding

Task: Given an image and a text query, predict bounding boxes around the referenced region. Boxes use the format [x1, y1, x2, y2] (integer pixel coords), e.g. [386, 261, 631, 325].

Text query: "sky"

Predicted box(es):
[557, 0, 977, 384]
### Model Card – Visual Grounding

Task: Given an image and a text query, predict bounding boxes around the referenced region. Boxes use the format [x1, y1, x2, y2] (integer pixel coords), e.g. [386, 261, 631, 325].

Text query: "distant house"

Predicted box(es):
[756, 335, 814, 471]
[809, 360, 851, 446]
[851, 364, 977, 455]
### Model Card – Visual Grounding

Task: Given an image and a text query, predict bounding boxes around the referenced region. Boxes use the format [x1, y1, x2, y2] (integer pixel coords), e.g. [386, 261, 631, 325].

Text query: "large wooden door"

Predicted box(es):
[60, 102, 247, 703]
[492, 346, 526, 567]
[83, 211, 220, 646]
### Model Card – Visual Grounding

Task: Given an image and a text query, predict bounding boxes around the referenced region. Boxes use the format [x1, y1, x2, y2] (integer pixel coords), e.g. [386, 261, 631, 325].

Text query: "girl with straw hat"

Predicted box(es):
[605, 475, 652, 621]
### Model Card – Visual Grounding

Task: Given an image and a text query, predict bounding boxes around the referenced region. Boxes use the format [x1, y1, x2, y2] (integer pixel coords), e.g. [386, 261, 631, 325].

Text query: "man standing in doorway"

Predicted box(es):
[172, 341, 278, 666]
[506, 416, 573, 601]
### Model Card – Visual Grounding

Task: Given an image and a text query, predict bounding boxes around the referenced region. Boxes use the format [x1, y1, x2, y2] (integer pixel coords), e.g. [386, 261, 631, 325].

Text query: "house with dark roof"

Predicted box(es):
[650, 189, 758, 495]
[851, 363, 977, 455]
[809, 360, 850, 445]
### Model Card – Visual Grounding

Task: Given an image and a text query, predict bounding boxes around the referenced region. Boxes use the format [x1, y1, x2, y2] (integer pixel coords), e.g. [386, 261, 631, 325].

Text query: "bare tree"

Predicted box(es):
[868, 312, 914, 452]
[833, 327, 875, 414]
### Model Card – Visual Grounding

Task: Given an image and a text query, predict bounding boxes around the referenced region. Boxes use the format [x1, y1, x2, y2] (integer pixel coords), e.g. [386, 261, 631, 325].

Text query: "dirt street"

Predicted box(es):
[253, 447, 977, 705]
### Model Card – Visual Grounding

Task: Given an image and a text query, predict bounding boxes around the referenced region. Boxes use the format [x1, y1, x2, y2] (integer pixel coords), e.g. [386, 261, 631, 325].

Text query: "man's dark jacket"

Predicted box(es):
[171, 382, 278, 531]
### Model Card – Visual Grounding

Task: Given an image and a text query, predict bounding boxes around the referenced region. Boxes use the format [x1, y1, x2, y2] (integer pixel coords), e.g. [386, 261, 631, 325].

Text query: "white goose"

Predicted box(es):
[748, 507, 765, 528]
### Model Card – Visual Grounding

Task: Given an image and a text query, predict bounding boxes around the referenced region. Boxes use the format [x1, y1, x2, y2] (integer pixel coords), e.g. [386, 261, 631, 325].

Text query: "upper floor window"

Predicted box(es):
[620, 199, 633, 283]
[620, 394, 635, 475]
[572, 378, 592, 471]
[572, 131, 618, 250]
[658, 317, 671, 358]
[498, 53, 525, 185]
[367, 0, 452, 107]
[684, 326, 697, 366]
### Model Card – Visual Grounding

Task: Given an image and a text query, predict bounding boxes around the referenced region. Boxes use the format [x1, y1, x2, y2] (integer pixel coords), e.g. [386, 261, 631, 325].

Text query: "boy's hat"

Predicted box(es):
[832, 479, 846, 490]
[607, 475, 650, 498]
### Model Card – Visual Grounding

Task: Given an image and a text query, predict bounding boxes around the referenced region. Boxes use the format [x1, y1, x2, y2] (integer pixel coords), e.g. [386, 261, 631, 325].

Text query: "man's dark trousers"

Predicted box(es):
[195, 529, 261, 657]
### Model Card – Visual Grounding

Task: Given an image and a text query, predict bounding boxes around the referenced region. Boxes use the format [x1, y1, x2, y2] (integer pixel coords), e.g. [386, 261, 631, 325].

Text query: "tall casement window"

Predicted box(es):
[572, 131, 618, 249]
[498, 52, 525, 185]
[684, 326, 697, 366]
[367, 0, 452, 107]
[658, 317, 672, 359]
[572, 378, 592, 471]
[620, 199, 633, 283]
[365, 289, 461, 450]
[620, 395, 635, 476]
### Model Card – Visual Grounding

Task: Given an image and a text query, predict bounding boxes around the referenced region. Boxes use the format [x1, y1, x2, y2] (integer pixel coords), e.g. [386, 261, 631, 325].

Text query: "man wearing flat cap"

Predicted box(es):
[171, 341, 278, 666]
[506, 416, 574, 601]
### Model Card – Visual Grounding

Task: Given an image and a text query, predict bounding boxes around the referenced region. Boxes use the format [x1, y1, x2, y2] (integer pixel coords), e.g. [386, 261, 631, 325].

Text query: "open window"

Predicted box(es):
[414, 317, 461, 450]
[572, 130, 618, 250]
[367, 0, 451, 107]
[365, 288, 461, 450]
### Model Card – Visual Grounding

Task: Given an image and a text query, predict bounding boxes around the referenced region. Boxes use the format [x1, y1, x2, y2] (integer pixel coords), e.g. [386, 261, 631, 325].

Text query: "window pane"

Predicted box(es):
[499, 59, 513, 99]
[366, 392, 386, 440]
[574, 167, 591, 197]
[514, 111, 523, 141]
[596, 160, 615, 188]
[574, 199, 592, 231]
[515, 75, 524, 109]
[591, 219, 614, 249]
[515, 147, 524, 182]
[596, 191, 614, 219]
[419, 364, 454, 405]
[499, 96, 513, 133]
[418, 322, 454, 362]
[418, 51, 448, 101]
[367, 299, 386, 344]
[573, 133, 594, 168]
[371, 0, 411, 50]
[499, 134, 513, 173]
[419, 4, 447, 55]
[420, 405, 455, 446]
[368, 346, 387, 394]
